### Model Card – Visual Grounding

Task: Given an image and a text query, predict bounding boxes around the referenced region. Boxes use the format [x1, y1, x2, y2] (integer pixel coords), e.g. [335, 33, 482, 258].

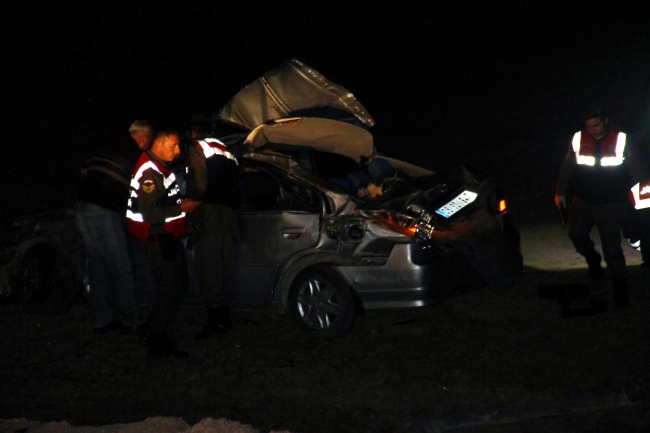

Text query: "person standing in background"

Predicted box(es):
[75, 120, 153, 335]
[129, 120, 153, 151]
[555, 106, 632, 309]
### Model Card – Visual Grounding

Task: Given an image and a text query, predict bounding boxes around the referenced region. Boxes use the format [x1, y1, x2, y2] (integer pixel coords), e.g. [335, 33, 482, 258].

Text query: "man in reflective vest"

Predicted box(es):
[555, 106, 632, 309]
[126, 127, 201, 357]
[185, 114, 242, 340]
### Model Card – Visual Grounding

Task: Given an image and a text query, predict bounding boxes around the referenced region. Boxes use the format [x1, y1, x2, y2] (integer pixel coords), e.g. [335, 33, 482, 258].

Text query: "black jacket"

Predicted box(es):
[76, 133, 141, 213]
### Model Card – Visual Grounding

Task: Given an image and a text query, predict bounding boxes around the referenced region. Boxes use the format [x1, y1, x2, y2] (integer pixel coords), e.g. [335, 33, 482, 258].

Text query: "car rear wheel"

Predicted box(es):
[288, 266, 358, 332]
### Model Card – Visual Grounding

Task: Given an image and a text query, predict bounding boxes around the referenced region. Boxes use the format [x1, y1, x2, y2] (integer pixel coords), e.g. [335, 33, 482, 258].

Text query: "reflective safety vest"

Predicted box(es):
[126, 153, 188, 240]
[195, 138, 238, 164]
[192, 138, 241, 208]
[629, 179, 650, 210]
[571, 130, 627, 166]
[567, 129, 631, 205]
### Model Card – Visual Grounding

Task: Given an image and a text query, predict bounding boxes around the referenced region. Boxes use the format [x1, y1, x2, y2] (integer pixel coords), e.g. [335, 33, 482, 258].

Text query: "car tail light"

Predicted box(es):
[381, 213, 418, 236]
[355, 209, 418, 237]
[498, 199, 507, 213]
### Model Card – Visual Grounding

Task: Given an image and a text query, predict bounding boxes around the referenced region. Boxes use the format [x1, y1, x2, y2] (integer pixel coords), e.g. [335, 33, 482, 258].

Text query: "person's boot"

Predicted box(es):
[613, 278, 630, 310]
[195, 307, 232, 341]
[585, 250, 604, 282]
[147, 331, 189, 358]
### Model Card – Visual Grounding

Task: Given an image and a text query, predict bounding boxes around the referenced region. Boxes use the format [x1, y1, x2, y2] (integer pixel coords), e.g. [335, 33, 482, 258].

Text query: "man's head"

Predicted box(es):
[151, 128, 182, 162]
[581, 105, 609, 140]
[129, 120, 154, 150]
[189, 113, 213, 140]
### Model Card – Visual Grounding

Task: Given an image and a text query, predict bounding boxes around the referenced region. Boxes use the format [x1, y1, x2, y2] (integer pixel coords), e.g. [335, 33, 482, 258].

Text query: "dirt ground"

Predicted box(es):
[1, 217, 649, 433]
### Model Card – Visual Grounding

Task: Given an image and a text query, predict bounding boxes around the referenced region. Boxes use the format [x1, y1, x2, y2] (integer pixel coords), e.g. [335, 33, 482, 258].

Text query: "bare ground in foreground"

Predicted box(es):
[1, 222, 649, 433]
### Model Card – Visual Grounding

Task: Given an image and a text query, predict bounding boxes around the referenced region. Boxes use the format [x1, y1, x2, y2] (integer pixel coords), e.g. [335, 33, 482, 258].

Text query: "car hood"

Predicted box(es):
[218, 58, 375, 130]
[215, 58, 433, 177]
[216, 58, 380, 165]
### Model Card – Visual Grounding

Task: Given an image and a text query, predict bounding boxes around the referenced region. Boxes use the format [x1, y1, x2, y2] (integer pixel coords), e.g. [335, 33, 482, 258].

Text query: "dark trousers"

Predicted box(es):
[639, 209, 650, 263]
[140, 235, 188, 334]
[192, 204, 237, 309]
[74, 201, 142, 328]
[624, 205, 650, 263]
[568, 198, 626, 279]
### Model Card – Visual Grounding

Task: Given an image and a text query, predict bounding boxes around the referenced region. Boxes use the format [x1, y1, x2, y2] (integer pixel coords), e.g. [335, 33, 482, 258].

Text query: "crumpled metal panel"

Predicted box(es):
[245, 117, 374, 164]
[218, 58, 375, 130]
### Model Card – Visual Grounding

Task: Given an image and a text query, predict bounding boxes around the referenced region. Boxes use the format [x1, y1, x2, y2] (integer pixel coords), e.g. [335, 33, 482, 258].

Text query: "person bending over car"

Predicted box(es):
[185, 114, 242, 341]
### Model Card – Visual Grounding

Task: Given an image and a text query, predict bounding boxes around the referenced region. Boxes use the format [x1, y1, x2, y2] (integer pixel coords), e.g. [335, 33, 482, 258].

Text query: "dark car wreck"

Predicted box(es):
[0, 208, 86, 314]
[1, 59, 522, 333]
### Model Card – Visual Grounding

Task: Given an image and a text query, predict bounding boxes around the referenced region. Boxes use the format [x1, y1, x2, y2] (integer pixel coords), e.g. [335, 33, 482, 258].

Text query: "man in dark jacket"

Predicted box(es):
[555, 106, 632, 309]
[75, 120, 153, 334]
[186, 114, 242, 340]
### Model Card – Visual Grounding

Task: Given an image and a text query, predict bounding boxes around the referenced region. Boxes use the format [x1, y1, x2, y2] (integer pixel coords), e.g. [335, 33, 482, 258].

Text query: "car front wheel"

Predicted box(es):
[288, 266, 358, 332]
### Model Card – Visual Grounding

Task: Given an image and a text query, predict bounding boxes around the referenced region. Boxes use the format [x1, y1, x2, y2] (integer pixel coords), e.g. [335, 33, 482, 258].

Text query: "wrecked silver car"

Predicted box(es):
[210, 58, 523, 331]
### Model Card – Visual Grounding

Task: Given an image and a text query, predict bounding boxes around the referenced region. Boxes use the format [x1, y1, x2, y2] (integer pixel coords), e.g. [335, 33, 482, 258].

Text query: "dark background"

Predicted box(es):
[3, 3, 650, 221]
[3, 5, 650, 432]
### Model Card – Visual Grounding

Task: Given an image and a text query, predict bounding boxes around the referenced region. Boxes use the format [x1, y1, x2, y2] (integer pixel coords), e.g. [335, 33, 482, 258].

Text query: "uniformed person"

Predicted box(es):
[185, 114, 242, 340]
[126, 127, 201, 357]
[626, 137, 650, 268]
[555, 106, 632, 309]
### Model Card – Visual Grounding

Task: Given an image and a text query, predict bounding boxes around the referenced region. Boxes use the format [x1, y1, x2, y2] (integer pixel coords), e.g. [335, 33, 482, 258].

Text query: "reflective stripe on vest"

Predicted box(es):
[572, 131, 626, 166]
[196, 138, 238, 164]
[126, 161, 186, 227]
[630, 180, 650, 210]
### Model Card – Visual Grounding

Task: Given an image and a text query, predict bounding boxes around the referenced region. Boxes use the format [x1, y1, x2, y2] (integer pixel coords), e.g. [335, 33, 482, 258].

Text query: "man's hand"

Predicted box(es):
[554, 194, 566, 209]
[180, 199, 201, 213]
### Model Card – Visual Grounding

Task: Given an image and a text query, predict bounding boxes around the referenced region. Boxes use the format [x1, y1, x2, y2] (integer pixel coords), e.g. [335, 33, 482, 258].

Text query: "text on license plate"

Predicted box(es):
[435, 190, 478, 218]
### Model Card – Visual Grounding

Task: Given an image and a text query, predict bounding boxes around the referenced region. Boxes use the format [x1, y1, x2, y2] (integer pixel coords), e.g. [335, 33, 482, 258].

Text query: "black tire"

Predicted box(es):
[18, 244, 78, 315]
[288, 266, 358, 332]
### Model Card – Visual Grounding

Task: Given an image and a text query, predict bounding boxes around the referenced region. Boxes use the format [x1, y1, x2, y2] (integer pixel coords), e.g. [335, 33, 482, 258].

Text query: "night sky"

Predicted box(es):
[4, 3, 650, 218]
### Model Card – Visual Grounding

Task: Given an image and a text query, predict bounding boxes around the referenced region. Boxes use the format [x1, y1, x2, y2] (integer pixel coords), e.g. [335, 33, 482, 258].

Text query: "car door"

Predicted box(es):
[234, 171, 320, 308]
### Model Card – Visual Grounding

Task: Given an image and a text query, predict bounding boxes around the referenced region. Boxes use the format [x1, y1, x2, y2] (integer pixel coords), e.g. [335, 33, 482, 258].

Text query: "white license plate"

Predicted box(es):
[435, 190, 478, 218]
